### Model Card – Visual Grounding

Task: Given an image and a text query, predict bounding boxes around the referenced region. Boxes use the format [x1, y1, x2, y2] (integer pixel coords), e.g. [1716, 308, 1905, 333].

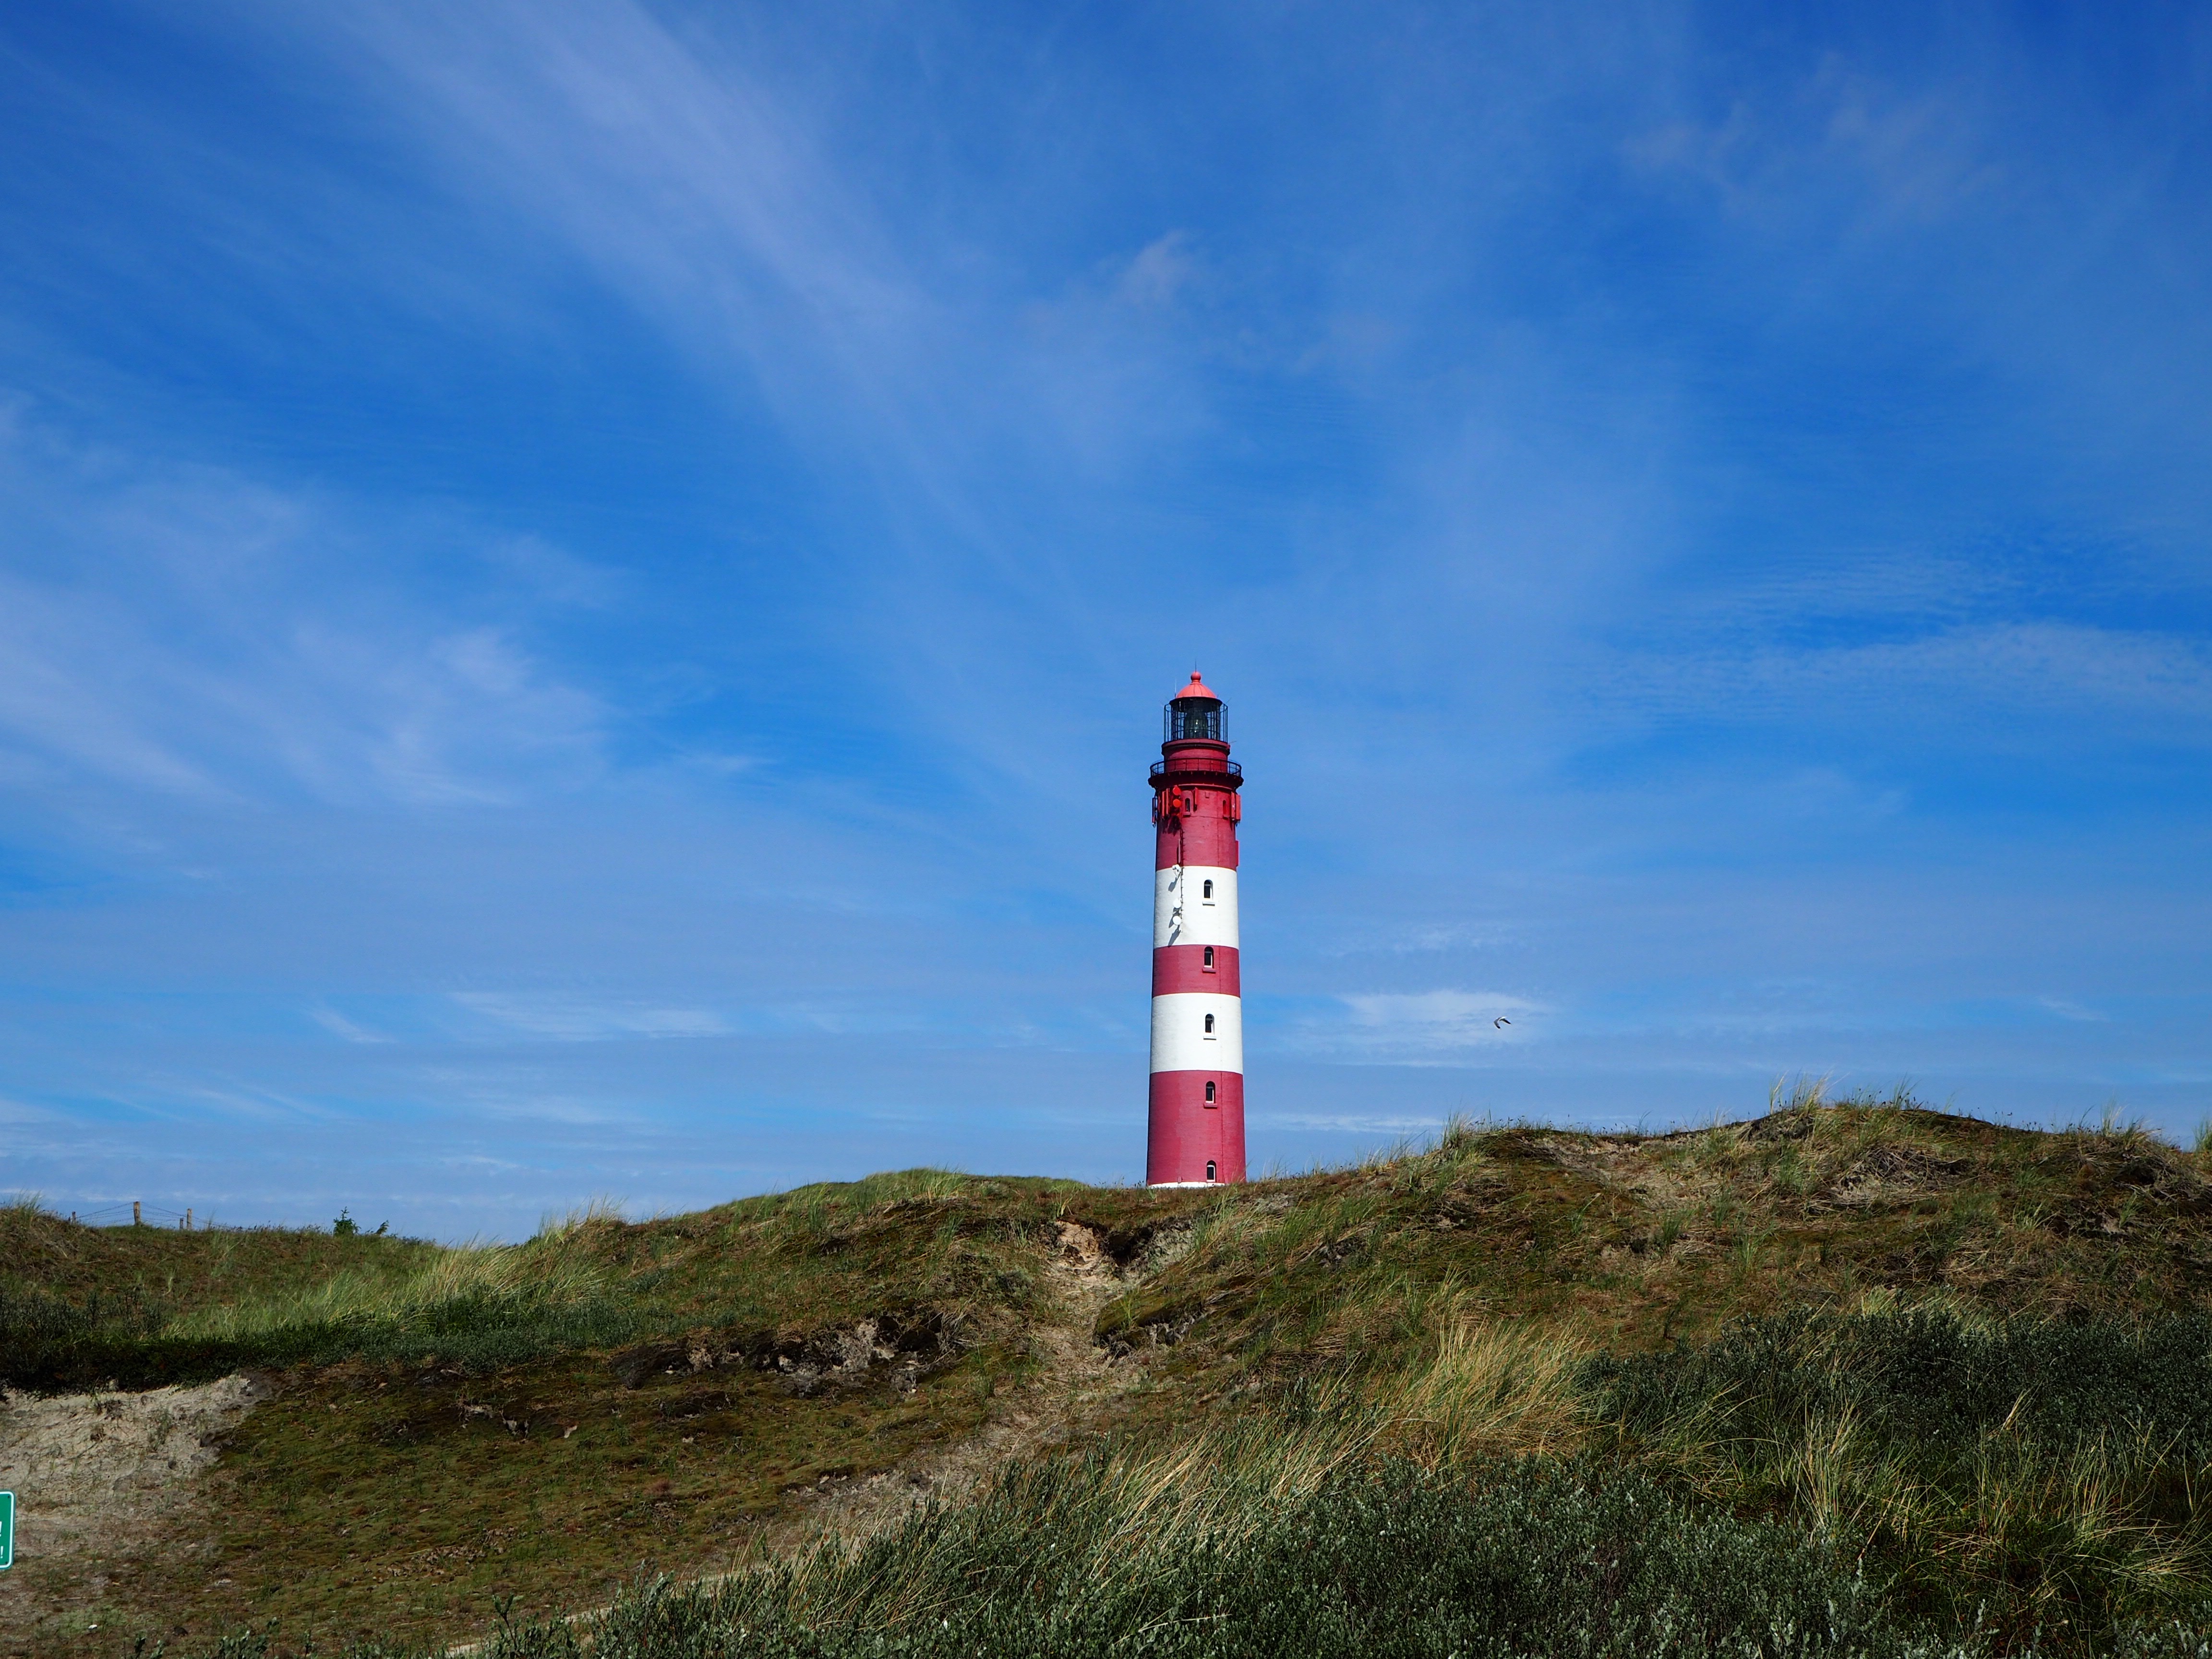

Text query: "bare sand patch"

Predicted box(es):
[0, 1375, 262, 1654]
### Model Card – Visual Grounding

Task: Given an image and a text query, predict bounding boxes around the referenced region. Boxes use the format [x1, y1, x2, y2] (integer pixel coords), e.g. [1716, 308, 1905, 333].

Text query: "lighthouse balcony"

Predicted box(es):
[1150, 756, 1242, 783]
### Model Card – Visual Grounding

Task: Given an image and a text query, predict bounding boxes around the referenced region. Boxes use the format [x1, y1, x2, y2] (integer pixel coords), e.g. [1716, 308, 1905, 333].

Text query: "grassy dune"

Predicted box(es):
[9, 1094, 2212, 1655]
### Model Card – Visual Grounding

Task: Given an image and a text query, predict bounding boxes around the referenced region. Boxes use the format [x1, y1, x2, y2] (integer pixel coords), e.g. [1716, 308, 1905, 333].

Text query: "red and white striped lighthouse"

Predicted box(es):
[1148, 672, 1246, 1186]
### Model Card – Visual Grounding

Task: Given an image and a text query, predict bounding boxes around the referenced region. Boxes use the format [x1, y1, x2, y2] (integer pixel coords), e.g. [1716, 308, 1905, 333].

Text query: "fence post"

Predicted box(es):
[133, 1200, 142, 1226]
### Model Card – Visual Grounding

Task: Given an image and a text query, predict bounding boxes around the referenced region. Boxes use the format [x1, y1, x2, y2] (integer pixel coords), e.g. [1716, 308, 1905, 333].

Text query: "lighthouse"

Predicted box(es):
[1148, 672, 1246, 1186]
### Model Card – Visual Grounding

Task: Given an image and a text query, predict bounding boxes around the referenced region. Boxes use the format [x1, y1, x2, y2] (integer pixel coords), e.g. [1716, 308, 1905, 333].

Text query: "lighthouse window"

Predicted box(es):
[1203, 946, 1215, 970]
[1206, 1160, 1217, 1182]
[1167, 701, 1224, 743]
[1202, 880, 1214, 899]
[1205, 1081, 1217, 1103]
[1204, 1013, 1215, 1034]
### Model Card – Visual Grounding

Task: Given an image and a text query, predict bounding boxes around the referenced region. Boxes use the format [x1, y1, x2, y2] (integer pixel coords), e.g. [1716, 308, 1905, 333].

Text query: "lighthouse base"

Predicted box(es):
[1145, 1070, 1246, 1186]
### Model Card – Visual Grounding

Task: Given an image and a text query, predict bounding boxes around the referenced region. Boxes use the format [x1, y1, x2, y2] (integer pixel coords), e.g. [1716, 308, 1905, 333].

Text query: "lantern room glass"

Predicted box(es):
[1164, 696, 1226, 743]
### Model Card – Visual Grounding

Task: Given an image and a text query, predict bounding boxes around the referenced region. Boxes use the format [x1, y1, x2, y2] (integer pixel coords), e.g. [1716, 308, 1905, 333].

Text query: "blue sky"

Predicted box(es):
[1, 1, 2208, 1238]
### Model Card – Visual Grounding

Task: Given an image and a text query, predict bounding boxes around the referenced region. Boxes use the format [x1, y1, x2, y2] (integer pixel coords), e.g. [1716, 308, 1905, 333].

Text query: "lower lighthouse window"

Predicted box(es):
[1204, 1081, 1216, 1104]
[1206, 1160, 1217, 1182]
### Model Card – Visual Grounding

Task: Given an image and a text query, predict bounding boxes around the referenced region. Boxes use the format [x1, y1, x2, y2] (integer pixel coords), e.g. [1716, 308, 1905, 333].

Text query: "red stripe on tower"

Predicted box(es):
[1147, 672, 1246, 1186]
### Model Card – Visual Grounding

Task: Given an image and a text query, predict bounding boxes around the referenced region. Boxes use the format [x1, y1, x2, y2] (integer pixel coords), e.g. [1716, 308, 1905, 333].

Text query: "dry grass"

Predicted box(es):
[165, 1219, 619, 1342]
[768, 1316, 1589, 1639]
[1365, 1304, 1592, 1464]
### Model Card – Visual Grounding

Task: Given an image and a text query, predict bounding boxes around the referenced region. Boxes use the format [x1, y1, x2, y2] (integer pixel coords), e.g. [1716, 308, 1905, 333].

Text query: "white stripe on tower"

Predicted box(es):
[1149, 992, 1244, 1072]
[1153, 865, 1239, 948]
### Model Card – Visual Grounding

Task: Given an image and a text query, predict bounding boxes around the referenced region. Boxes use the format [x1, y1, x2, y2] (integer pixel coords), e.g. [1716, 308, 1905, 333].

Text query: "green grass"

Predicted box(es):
[1, 1172, 1222, 1650]
[168, 1434, 2212, 1659]
[0, 1172, 1164, 1391]
[1589, 1306, 2212, 1644]
[528, 1451, 1946, 1659]
[172, 1341, 1002, 1644]
[170, 1431, 1966, 1658]
[16, 1097, 2212, 1657]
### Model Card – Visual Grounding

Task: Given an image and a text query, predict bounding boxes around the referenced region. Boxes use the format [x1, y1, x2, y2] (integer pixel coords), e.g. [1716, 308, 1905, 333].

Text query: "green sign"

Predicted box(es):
[0, 1491, 12, 1570]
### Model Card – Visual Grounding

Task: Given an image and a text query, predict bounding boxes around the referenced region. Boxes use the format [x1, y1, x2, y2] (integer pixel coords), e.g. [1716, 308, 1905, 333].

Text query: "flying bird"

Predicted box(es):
[1494, 1017, 1510, 1029]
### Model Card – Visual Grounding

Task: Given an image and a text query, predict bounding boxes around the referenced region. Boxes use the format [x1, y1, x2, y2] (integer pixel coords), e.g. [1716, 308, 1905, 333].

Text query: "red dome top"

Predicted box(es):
[1172, 671, 1221, 702]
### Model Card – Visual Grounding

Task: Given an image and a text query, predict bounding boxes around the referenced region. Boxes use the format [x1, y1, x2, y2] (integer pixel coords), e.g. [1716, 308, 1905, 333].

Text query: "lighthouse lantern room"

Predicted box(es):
[1147, 672, 1246, 1186]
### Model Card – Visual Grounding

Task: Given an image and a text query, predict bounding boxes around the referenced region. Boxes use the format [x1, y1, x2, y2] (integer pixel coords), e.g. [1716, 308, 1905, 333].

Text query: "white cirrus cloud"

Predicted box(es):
[451, 993, 730, 1042]
[2038, 997, 2109, 1024]
[0, 414, 614, 813]
[310, 1008, 395, 1045]
[1258, 1113, 1451, 1135]
[1288, 989, 1549, 1064]
[1345, 989, 1545, 1040]
[1596, 622, 2212, 743]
